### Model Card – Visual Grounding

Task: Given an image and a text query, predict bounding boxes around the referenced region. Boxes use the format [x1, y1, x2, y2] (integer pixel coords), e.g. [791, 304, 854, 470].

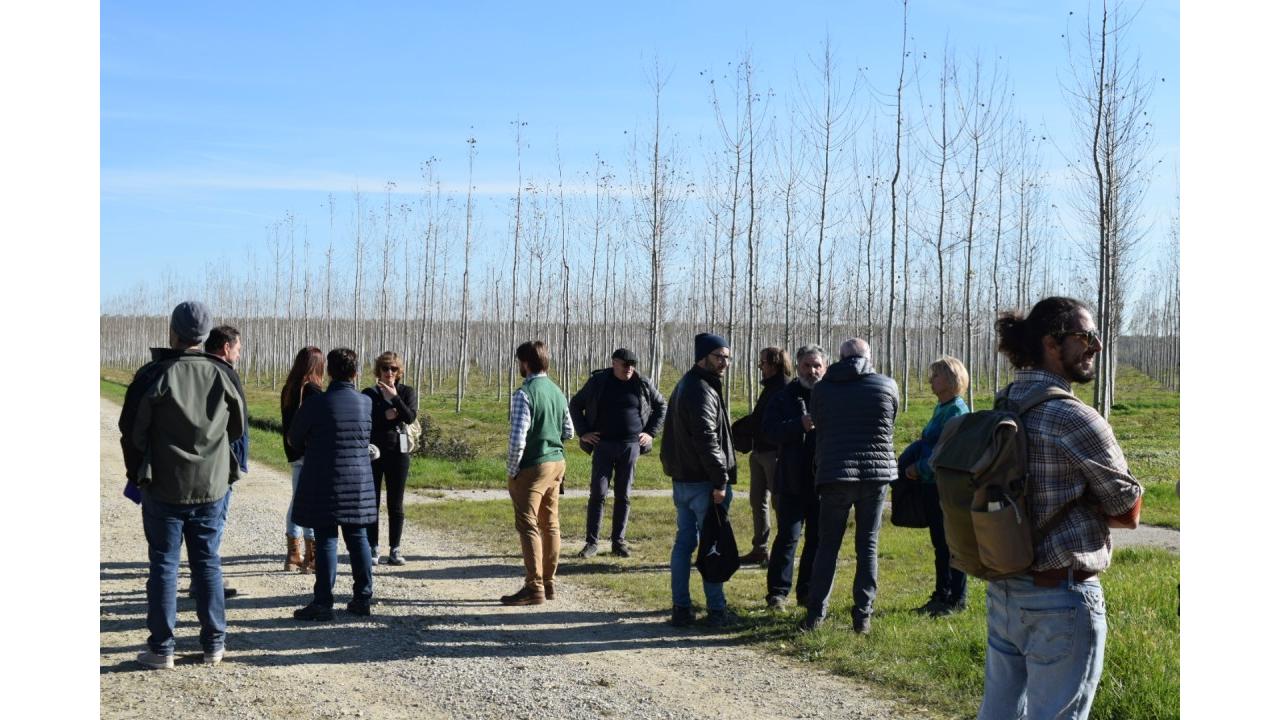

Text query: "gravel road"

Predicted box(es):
[100, 398, 918, 719]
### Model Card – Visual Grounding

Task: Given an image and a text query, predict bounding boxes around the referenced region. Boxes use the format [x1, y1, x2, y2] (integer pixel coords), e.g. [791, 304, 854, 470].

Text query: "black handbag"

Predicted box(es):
[695, 499, 741, 583]
[890, 441, 931, 529]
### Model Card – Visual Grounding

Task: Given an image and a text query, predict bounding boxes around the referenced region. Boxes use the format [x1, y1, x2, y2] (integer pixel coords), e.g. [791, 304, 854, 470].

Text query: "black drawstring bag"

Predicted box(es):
[696, 498, 741, 583]
[890, 439, 931, 528]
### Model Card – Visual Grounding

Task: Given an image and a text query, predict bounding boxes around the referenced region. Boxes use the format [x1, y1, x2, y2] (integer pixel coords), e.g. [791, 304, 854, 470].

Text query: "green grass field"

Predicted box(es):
[102, 363, 1179, 528]
[404, 495, 1179, 720]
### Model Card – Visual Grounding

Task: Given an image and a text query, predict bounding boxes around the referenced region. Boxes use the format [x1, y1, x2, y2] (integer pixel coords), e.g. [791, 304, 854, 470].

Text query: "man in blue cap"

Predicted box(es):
[660, 332, 737, 627]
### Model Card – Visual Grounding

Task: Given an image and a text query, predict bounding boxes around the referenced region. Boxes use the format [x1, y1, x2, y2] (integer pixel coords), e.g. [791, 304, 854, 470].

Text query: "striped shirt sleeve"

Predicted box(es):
[506, 388, 532, 478]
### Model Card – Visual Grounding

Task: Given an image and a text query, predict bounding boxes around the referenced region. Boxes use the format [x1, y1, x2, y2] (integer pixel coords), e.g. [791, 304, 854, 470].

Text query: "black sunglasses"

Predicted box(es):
[379, 366, 400, 373]
[1055, 330, 1101, 346]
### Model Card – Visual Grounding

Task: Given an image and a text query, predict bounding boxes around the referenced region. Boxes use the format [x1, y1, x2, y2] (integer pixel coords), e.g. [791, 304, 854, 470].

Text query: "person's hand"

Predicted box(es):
[712, 488, 726, 504]
[581, 432, 601, 446]
[378, 380, 398, 399]
[638, 432, 653, 447]
[801, 414, 815, 432]
[384, 408, 398, 420]
[905, 464, 920, 481]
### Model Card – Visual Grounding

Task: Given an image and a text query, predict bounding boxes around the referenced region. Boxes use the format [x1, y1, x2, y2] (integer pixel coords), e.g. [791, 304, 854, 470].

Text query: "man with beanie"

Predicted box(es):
[119, 301, 245, 669]
[660, 332, 737, 627]
[802, 338, 898, 635]
[568, 347, 667, 559]
[501, 341, 575, 606]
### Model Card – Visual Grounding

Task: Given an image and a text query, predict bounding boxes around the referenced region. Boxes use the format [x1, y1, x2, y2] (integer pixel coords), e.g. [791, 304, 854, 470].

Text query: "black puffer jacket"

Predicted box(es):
[288, 381, 377, 528]
[660, 364, 737, 489]
[810, 355, 898, 486]
[761, 378, 817, 497]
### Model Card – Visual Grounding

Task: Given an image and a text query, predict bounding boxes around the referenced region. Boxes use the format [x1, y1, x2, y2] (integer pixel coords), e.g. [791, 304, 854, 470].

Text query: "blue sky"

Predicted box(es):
[101, 0, 1179, 303]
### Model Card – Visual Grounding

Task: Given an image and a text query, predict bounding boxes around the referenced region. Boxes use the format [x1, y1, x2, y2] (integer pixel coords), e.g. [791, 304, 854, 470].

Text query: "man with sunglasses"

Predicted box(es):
[979, 297, 1144, 719]
[660, 332, 737, 628]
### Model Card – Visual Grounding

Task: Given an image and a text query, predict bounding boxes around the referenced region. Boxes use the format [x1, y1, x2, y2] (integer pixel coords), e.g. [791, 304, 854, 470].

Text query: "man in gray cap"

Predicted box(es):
[118, 301, 245, 669]
[568, 347, 667, 558]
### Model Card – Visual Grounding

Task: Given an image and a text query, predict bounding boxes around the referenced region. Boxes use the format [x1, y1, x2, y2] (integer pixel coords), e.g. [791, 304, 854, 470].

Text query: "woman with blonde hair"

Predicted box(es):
[363, 351, 419, 566]
[904, 355, 971, 616]
[280, 347, 325, 572]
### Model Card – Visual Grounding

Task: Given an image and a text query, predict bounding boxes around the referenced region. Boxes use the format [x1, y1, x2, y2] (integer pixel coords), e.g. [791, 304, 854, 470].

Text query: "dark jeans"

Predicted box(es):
[370, 447, 409, 549]
[312, 524, 374, 608]
[585, 439, 639, 544]
[922, 482, 967, 602]
[141, 492, 228, 654]
[805, 482, 888, 623]
[766, 489, 821, 600]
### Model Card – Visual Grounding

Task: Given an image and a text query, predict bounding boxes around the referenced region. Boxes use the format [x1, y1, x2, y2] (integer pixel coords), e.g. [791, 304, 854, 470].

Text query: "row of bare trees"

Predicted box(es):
[101, 1, 1176, 412]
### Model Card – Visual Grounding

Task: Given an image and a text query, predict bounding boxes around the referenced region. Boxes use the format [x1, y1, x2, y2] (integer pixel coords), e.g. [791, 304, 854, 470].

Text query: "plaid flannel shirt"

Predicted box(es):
[506, 373, 575, 478]
[1006, 369, 1144, 573]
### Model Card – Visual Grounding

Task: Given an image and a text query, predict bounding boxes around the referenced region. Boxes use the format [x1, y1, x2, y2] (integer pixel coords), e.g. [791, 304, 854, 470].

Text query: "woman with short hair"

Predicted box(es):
[363, 351, 419, 566]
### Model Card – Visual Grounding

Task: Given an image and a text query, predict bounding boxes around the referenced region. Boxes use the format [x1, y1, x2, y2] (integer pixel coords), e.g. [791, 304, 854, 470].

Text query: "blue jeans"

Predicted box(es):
[311, 524, 374, 608]
[141, 492, 228, 655]
[586, 440, 639, 544]
[670, 481, 734, 611]
[978, 574, 1108, 720]
[286, 461, 315, 540]
[766, 488, 820, 600]
[805, 482, 888, 622]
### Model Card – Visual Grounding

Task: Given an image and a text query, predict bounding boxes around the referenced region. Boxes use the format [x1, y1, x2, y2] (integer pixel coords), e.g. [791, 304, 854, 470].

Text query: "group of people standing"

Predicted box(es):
[120, 295, 1141, 720]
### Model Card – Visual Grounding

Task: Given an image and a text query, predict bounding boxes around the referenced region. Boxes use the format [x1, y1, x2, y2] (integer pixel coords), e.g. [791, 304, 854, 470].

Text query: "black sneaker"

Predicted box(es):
[670, 605, 695, 627]
[704, 609, 737, 628]
[611, 540, 631, 558]
[765, 594, 786, 611]
[346, 600, 372, 616]
[913, 591, 950, 616]
[799, 613, 825, 633]
[853, 615, 872, 635]
[293, 603, 334, 621]
[930, 599, 967, 617]
[577, 542, 599, 558]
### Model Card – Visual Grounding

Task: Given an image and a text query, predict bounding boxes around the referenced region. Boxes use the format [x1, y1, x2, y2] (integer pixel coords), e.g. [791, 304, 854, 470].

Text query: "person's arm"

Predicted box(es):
[505, 389, 532, 480]
[761, 390, 804, 446]
[914, 402, 965, 481]
[1057, 408, 1144, 527]
[389, 385, 417, 425]
[568, 379, 592, 435]
[287, 396, 316, 454]
[643, 380, 667, 438]
[561, 401, 575, 441]
[691, 385, 731, 490]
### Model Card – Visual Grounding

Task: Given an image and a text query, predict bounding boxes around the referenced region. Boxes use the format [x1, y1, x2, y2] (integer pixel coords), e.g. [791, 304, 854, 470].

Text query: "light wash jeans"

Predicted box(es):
[286, 460, 315, 540]
[670, 481, 734, 611]
[978, 573, 1108, 720]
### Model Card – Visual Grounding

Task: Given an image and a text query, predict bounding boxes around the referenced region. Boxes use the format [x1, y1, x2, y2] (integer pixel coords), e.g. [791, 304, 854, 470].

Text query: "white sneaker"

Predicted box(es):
[203, 648, 224, 666]
[370, 546, 380, 566]
[136, 650, 174, 670]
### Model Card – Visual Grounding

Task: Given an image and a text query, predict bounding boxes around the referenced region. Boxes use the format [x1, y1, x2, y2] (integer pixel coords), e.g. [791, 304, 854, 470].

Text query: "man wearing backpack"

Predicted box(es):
[802, 338, 898, 634]
[978, 297, 1143, 719]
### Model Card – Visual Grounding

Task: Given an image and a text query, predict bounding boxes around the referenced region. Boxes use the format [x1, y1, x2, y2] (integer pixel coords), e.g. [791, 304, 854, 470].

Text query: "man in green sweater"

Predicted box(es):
[502, 340, 575, 606]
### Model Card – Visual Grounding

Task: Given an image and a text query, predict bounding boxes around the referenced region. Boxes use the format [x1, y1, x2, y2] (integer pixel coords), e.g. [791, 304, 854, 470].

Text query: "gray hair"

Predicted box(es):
[796, 344, 827, 363]
[839, 337, 871, 360]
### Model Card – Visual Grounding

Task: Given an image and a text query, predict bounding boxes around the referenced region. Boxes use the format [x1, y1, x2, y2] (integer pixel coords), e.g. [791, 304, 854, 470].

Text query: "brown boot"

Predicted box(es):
[285, 537, 304, 571]
[301, 538, 317, 574]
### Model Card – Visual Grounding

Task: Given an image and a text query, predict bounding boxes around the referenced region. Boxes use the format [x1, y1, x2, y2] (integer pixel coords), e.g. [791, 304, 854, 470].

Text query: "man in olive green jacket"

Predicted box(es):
[119, 301, 245, 670]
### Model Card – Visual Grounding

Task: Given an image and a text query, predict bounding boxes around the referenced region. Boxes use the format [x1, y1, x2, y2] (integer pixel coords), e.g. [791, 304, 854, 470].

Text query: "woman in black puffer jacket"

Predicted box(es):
[363, 351, 418, 567]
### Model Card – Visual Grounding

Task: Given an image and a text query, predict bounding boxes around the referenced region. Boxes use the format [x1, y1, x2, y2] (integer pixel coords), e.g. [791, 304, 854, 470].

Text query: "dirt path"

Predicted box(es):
[100, 398, 916, 720]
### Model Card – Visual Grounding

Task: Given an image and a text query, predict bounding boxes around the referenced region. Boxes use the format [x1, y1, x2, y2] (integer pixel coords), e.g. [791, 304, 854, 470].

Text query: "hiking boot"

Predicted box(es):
[388, 547, 406, 566]
[577, 542, 599, 558]
[704, 609, 737, 628]
[611, 540, 632, 558]
[670, 605, 695, 627]
[766, 594, 786, 611]
[500, 586, 545, 606]
[203, 648, 224, 666]
[739, 548, 769, 566]
[853, 615, 872, 635]
[301, 538, 317, 574]
[346, 600, 372, 617]
[913, 591, 950, 616]
[135, 650, 174, 670]
[544, 581, 556, 600]
[930, 599, 967, 618]
[285, 536, 304, 571]
[798, 613, 825, 633]
[293, 603, 334, 621]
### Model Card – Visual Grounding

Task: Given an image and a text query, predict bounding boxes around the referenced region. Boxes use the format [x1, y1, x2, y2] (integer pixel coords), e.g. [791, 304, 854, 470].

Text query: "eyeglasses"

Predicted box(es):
[710, 352, 732, 363]
[1055, 330, 1101, 347]
[378, 366, 400, 373]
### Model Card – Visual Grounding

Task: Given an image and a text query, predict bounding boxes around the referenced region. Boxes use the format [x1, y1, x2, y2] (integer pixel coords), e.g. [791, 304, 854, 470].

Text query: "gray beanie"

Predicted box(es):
[170, 301, 214, 344]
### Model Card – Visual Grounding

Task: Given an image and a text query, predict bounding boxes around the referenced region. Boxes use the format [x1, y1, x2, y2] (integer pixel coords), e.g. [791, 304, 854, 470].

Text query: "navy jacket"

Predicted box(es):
[809, 356, 899, 486]
[761, 378, 817, 497]
[288, 380, 377, 527]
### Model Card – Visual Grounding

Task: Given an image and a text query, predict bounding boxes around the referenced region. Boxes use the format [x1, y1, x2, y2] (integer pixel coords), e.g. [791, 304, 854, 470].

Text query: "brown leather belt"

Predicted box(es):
[1030, 567, 1098, 587]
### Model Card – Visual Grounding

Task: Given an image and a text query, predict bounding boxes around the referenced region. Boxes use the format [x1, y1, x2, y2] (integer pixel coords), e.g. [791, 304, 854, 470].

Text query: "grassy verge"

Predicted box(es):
[405, 495, 1179, 720]
[101, 363, 1178, 526]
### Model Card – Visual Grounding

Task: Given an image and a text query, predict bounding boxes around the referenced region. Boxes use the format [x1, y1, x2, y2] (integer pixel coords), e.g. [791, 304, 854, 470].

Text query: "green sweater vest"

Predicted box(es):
[519, 375, 568, 469]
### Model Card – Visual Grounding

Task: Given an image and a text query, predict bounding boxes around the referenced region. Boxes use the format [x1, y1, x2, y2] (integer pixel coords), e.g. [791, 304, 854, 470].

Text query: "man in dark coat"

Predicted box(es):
[568, 347, 666, 559]
[802, 338, 899, 634]
[660, 332, 737, 628]
[762, 345, 827, 610]
[289, 348, 377, 620]
[739, 347, 791, 566]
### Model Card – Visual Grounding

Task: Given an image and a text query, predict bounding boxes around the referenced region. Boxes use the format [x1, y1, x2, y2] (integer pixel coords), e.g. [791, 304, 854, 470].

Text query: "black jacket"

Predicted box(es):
[761, 378, 817, 497]
[747, 372, 788, 452]
[281, 382, 323, 463]
[568, 368, 667, 453]
[363, 383, 419, 451]
[660, 364, 737, 489]
[289, 381, 377, 528]
[810, 356, 899, 486]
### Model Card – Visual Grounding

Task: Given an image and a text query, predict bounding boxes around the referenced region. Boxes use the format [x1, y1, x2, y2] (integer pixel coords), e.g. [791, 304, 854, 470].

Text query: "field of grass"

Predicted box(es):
[405, 494, 1178, 720]
[101, 362, 1178, 527]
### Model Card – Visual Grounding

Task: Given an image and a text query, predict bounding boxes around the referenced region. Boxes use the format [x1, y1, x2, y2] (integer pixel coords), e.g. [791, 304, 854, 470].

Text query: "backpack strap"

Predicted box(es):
[1012, 384, 1090, 542]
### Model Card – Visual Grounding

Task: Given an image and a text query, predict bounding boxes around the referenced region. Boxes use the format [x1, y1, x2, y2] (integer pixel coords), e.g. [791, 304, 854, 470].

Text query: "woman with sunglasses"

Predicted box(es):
[280, 347, 324, 572]
[363, 351, 419, 566]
